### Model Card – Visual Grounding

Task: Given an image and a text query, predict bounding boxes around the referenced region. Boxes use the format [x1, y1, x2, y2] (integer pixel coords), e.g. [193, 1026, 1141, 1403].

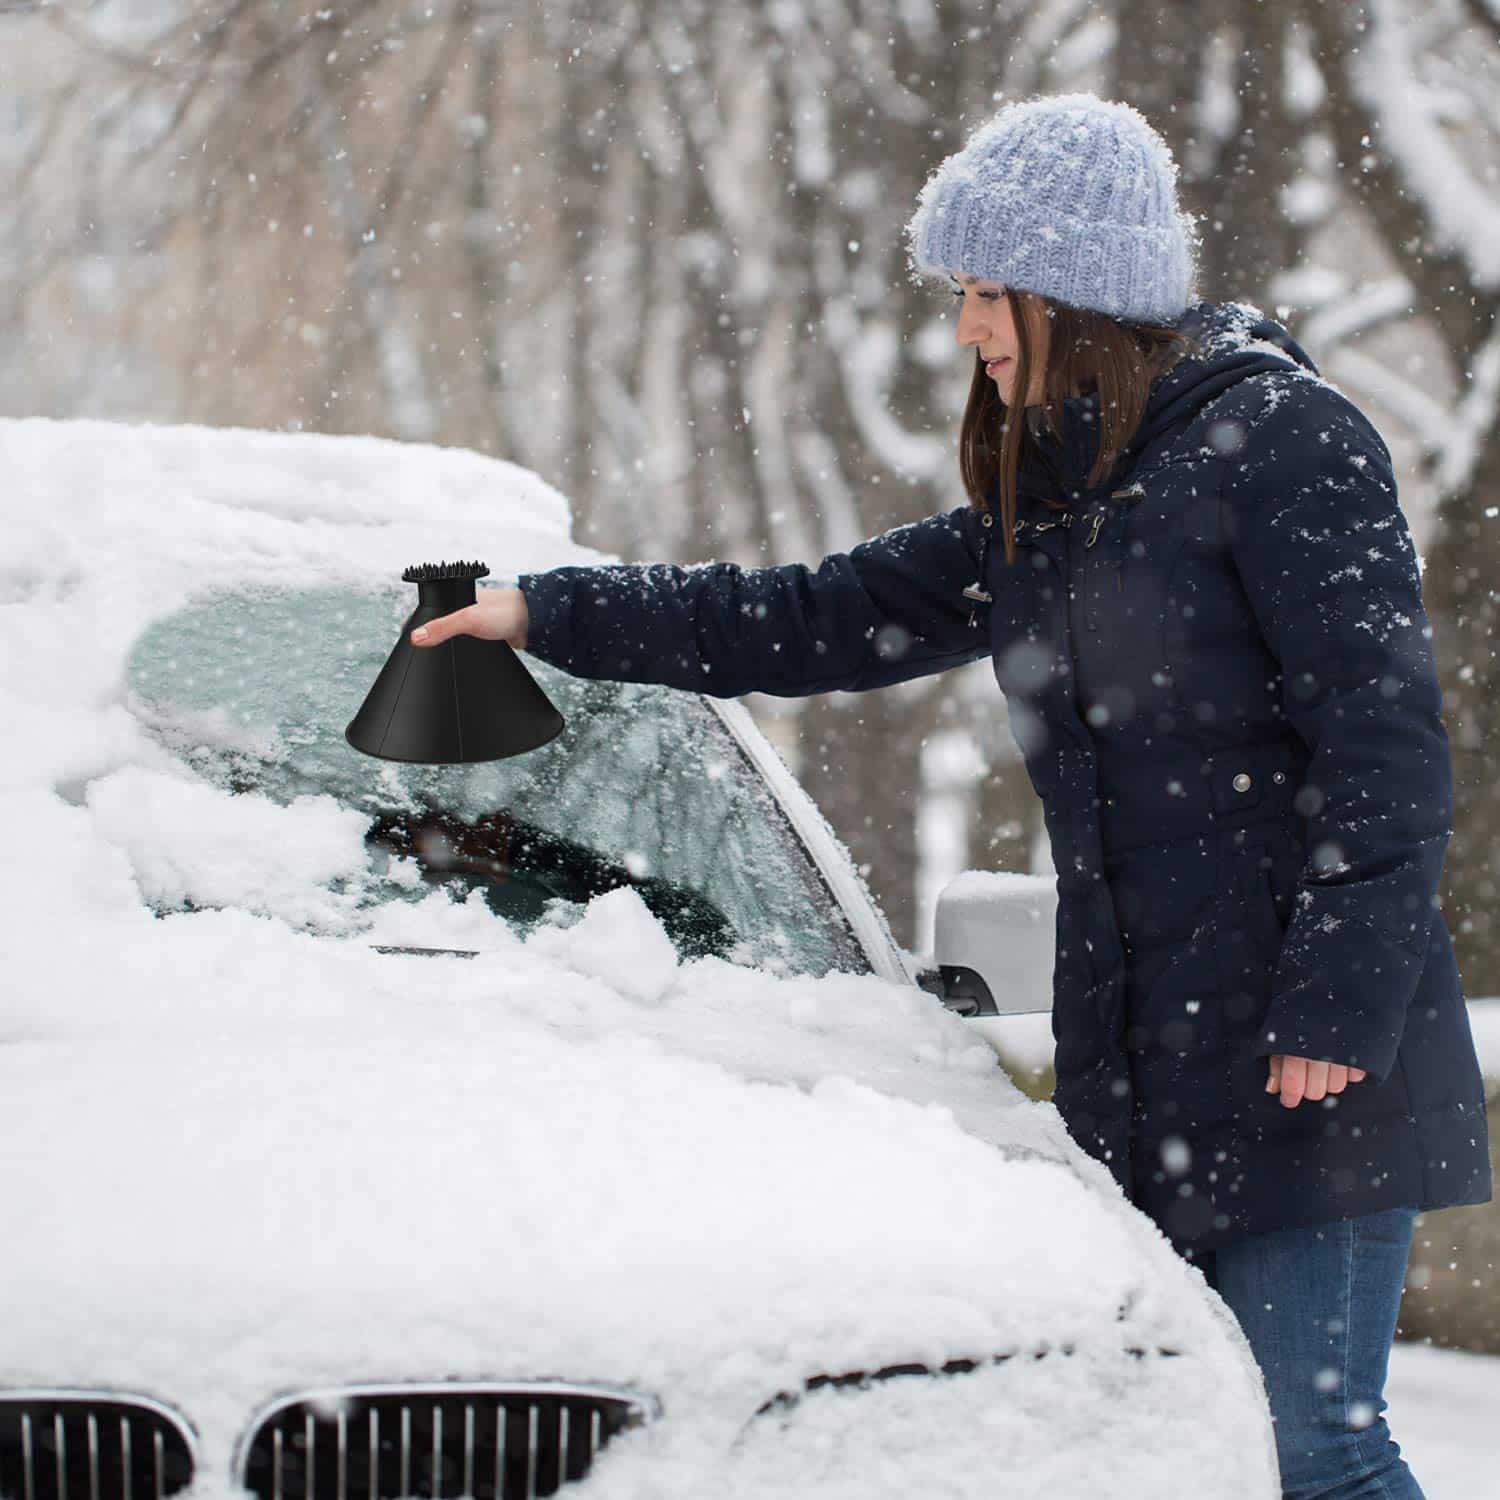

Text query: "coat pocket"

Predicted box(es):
[1125, 888, 1225, 1057]
[1244, 842, 1287, 962]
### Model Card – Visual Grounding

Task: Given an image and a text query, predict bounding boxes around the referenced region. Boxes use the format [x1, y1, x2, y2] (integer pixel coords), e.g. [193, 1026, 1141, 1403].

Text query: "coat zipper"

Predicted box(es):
[1105, 481, 1145, 591]
[1080, 482, 1146, 635]
[963, 511, 995, 628]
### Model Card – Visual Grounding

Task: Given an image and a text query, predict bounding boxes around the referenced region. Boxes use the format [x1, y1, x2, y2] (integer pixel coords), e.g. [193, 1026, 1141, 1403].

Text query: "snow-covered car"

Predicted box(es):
[0, 418, 1278, 1499]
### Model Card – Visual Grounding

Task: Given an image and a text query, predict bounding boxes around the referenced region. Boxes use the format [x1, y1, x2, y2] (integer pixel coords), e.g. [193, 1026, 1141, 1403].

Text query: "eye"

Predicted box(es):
[949, 285, 1000, 300]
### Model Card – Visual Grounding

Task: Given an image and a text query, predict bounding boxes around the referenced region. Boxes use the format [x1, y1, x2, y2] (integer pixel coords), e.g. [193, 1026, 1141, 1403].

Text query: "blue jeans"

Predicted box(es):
[1201, 1207, 1422, 1499]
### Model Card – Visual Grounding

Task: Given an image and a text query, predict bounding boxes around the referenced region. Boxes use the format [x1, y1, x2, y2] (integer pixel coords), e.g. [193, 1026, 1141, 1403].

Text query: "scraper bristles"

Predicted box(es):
[401, 560, 491, 582]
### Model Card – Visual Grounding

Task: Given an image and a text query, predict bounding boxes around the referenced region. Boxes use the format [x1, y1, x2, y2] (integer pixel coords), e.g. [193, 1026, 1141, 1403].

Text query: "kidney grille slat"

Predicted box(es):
[239, 1388, 649, 1500]
[0, 1398, 193, 1500]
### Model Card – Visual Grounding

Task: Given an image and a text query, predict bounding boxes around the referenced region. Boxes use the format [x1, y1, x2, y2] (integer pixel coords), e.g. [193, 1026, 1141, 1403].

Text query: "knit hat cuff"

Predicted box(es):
[910, 190, 1196, 323]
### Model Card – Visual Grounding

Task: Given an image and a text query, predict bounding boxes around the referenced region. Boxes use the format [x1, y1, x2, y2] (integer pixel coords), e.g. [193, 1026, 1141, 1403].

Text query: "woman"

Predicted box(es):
[411, 94, 1490, 1498]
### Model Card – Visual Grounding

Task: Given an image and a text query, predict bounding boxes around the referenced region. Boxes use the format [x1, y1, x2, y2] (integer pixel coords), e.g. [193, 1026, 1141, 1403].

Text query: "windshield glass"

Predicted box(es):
[123, 583, 870, 978]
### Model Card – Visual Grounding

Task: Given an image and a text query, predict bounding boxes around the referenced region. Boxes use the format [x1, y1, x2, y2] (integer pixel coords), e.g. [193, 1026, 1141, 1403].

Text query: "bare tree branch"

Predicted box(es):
[1298, 0, 1500, 363]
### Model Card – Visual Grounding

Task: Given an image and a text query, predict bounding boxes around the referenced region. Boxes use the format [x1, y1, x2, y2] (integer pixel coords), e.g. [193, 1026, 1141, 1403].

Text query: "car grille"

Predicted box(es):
[239, 1386, 653, 1500]
[0, 1394, 195, 1500]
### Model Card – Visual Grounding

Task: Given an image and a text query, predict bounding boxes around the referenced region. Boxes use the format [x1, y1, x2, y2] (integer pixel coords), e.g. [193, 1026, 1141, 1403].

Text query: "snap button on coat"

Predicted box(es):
[515, 297, 1492, 1257]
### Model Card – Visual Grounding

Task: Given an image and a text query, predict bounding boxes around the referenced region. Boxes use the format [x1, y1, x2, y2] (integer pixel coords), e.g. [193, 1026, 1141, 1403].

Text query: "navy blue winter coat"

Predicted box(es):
[517, 299, 1492, 1256]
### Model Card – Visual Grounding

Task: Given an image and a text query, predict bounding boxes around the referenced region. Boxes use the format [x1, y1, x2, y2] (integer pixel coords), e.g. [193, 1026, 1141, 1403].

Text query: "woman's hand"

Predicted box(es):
[409, 585, 529, 650]
[1266, 1054, 1368, 1108]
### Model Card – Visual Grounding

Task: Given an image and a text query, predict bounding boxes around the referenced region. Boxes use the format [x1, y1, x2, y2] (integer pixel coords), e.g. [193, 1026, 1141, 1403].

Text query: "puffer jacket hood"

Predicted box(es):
[1148, 299, 1318, 437]
[1018, 300, 1322, 500]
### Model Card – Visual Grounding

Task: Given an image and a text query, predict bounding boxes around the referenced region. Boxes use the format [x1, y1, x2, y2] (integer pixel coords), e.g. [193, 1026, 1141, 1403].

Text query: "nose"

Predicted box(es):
[955, 295, 990, 349]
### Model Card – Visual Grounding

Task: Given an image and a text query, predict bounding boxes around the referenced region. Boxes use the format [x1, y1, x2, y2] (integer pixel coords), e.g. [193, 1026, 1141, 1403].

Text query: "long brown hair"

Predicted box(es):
[959, 290, 1197, 565]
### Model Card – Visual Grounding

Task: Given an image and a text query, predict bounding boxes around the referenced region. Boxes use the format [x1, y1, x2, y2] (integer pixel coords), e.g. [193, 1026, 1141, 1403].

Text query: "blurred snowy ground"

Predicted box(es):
[1385, 1341, 1500, 1497]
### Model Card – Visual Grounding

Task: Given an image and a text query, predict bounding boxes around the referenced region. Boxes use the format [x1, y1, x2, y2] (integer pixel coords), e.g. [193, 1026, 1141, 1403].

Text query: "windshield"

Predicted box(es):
[122, 583, 870, 978]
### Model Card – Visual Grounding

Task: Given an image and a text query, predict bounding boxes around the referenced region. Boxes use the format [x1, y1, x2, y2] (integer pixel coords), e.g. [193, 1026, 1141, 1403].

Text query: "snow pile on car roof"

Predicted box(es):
[3, 415, 579, 592]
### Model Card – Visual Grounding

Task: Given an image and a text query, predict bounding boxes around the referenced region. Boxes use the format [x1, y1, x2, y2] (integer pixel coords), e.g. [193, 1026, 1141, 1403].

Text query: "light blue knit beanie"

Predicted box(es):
[905, 92, 1198, 324]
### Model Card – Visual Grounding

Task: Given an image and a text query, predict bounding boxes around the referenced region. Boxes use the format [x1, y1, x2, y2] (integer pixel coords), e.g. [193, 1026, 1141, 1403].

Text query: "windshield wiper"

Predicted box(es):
[369, 944, 479, 958]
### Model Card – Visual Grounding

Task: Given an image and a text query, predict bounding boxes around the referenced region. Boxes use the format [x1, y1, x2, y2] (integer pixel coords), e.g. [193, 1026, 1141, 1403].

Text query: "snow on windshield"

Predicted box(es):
[118, 580, 868, 975]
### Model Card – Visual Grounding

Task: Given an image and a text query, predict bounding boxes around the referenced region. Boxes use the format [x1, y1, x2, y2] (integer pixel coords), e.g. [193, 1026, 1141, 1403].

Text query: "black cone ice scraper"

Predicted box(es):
[345, 561, 564, 763]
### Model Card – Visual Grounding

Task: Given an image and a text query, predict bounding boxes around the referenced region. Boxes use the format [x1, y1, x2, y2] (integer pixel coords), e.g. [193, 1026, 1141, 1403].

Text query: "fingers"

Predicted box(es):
[1265, 1054, 1282, 1095]
[1276, 1054, 1308, 1109]
[410, 606, 475, 647]
[409, 588, 524, 647]
[1305, 1060, 1333, 1102]
[1266, 1055, 1371, 1108]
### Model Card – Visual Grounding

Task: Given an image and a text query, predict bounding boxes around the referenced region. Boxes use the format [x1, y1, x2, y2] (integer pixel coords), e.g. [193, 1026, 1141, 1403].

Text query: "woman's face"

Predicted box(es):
[951, 273, 1050, 407]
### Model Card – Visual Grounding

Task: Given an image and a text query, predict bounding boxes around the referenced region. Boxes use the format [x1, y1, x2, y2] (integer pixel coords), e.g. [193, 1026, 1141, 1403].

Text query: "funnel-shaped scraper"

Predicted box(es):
[346, 561, 564, 764]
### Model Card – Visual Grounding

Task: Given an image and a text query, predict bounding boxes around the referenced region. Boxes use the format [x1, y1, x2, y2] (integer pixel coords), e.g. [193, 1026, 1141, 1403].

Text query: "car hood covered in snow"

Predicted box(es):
[0, 418, 1277, 1498]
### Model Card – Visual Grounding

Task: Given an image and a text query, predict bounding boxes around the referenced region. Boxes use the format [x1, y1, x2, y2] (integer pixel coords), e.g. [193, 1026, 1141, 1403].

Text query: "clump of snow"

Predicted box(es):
[526, 884, 682, 1004]
[87, 765, 377, 929]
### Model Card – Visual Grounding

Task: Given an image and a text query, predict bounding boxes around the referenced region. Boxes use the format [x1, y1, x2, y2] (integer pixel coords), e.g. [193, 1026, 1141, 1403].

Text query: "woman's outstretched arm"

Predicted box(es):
[415, 504, 997, 698]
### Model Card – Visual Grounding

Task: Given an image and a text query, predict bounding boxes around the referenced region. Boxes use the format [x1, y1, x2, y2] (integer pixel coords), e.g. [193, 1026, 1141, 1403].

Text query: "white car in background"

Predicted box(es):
[0, 417, 1278, 1499]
